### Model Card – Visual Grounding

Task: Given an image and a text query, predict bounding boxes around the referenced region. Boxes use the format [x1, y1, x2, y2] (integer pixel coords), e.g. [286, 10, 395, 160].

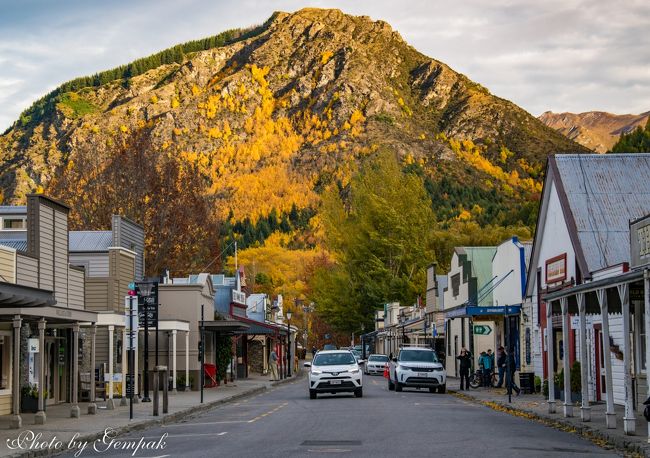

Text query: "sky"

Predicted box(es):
[0, 0, 649, 131]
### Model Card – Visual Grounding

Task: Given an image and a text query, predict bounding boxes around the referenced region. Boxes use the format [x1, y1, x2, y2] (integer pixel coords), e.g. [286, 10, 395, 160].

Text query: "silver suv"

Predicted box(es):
[388, 347, 446, 393]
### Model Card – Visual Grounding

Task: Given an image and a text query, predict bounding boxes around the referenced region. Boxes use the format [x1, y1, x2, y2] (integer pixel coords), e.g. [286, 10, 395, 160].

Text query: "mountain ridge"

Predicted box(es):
[0, 8, 588, 273]
[539, 110, 650, 153]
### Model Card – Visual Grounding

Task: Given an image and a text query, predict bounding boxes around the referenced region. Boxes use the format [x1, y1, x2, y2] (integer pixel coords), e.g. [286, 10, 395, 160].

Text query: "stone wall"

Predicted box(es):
[248, 339, 265, 375]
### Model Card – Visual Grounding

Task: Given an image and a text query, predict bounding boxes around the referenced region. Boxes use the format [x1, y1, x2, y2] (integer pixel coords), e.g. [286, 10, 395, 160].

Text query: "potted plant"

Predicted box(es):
[534, 375, 542, 393]
[556, 362, 582, 403]
[21, 384, 47, 413]
[176, 374, 194, 391]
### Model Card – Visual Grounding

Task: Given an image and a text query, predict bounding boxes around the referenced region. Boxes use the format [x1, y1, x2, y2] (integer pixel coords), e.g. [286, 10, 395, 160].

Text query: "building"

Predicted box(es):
[0, 195, 96, 427]
[443, 246, 496, 375]
[526, 154, 650, 434]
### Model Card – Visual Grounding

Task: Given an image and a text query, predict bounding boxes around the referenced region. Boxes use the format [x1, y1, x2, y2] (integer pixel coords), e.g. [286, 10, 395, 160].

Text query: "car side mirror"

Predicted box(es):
[303, 362, 312, 367]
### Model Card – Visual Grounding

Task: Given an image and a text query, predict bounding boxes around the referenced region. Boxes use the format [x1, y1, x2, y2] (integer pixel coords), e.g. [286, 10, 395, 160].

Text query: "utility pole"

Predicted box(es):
[200, 304, 205, 404]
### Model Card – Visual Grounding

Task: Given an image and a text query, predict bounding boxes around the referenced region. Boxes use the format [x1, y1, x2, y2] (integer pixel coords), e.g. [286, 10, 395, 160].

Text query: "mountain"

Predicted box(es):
[539, 110, 650, 153]
[0, 8, 588, 273]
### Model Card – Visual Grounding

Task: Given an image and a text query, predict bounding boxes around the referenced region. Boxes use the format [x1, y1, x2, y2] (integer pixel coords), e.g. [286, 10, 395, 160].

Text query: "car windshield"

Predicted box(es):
[368, 355, 389, 362]
[313, 352, 356, 366]
[398, 350, 438, 363]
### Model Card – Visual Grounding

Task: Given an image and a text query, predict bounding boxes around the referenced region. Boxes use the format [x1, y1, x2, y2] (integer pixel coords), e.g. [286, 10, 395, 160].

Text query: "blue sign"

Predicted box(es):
[445, 305, 521, 319]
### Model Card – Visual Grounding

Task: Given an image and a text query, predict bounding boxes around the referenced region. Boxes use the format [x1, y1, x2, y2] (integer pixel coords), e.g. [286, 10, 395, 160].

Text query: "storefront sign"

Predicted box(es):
[630, 214, 650, 269]
[545, 253, 567, 285]
[525, 328, 531, 365]
[570, 315, 600, 330]
[136, 282, 158, 327]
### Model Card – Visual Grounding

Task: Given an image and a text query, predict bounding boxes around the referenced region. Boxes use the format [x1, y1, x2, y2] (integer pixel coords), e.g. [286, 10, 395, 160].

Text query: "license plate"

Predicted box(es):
[418, 372, 428, 377]
[330, 380, 342, 385]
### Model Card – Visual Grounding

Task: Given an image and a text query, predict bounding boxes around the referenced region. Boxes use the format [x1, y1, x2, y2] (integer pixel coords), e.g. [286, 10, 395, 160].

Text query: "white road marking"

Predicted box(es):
[218, 432, 228, 436]
[163, 420, 248, 427]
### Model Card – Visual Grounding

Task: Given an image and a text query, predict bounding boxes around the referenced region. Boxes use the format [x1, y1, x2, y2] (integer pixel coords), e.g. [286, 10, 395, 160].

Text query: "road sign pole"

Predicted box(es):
[129, 295, 134, 419]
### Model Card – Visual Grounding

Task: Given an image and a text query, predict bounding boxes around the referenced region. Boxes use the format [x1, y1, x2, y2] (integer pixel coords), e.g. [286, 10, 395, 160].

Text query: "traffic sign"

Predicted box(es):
[473, 324, 492, 335]
[136, 282, 158, 327]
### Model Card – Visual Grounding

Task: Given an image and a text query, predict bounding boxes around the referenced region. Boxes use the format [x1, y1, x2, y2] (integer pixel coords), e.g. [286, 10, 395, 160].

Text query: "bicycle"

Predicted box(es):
[469, 369, 497, 389]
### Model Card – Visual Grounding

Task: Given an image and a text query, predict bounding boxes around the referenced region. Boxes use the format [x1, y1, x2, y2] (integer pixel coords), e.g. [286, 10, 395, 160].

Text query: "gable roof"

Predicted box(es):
[527, 154, 650, 295]
[0, 240, 27, 252]
[69, 231, 112, 252]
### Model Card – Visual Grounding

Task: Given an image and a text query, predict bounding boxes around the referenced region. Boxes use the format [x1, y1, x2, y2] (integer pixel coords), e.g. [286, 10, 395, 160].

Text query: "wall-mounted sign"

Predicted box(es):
[545, 253, 567, 285]
[28, 338, 39, 353]
[630, 214, 650, 269]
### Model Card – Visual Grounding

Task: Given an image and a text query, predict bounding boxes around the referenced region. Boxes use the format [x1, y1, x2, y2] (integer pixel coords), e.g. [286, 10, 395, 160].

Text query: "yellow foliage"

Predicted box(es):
[119, 125, 129, 133]
[321, 50, 334, 65]
[191, 85, 201, 96]
[171, 98, 180, 109]
[150, 95, 158, 104]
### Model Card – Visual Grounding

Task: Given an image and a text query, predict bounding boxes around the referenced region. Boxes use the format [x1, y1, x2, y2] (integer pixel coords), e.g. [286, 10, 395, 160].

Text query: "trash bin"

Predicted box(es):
[204, 363, 217, 387]
[519, 372, 534, 394]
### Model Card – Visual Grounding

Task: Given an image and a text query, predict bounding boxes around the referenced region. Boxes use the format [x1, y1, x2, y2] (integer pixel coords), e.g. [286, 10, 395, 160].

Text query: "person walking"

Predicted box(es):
[478, 351, 487, 387]
[457, 348, 472, 390]
[269, 348, 279, 381]
[496, 346, 506, 388]
[506, 348, 521, 396]
[483, 350, 494, 387]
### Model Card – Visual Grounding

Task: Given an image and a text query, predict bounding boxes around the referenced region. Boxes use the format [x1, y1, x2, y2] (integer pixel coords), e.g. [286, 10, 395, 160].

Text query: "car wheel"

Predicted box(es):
[309, 390, 317, 399]
[438, 385, 446, 394]
[388, 378, 395, 391]
[395, 381, 403, 392]
[354, 388, 363, 398]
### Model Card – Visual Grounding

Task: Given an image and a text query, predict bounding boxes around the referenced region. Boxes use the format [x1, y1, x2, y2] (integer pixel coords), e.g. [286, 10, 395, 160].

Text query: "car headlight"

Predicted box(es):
[312, 370, 322, 375]
[399, 366, 411, 371]
[348, 369, 360, 374]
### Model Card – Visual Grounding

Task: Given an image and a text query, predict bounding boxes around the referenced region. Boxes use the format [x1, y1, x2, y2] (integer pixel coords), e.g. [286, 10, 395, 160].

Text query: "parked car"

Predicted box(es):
[350, 349, 362, 361]
[364, 354, 389, 375]
[323, 344, 337, 351]
[304, 350, 364, 399]
[388, 346, 446, 393]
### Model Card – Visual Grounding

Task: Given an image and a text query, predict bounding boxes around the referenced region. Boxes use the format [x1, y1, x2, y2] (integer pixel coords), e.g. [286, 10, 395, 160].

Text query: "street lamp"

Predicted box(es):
[286, 311, 292, 377]
[138, 281, 154, 403]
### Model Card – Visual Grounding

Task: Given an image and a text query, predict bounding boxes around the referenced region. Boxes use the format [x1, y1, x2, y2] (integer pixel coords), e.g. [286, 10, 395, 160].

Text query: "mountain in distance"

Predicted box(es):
[0, 8, 588, 273]
[539, 110, 650, 153]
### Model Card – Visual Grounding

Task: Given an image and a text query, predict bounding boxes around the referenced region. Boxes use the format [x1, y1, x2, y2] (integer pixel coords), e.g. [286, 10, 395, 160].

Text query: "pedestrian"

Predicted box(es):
[506, 348, 521, 396]
[269, 348, 279, 381]
[311, 346, 317, 357]
[478, 351, 487, 387]
[294, 353, 299, 372]
[457, 348, 472, 390]
[483, 350, 494, 387]
[496, 346, 506, 388]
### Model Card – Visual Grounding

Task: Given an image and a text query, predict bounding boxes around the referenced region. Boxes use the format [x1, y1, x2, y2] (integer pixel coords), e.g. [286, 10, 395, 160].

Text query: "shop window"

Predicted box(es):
[0, 333, 11, 391]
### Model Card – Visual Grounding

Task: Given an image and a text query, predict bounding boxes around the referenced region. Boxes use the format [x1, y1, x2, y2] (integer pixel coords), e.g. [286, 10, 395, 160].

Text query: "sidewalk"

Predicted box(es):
[447, 377, 650, 457]
[0, 370, 302, 458]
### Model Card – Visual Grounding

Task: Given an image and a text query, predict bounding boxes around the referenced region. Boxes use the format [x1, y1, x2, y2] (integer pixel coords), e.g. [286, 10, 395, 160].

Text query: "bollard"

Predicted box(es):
[161, 366, 169, 414]
[152, 367, 159, 416]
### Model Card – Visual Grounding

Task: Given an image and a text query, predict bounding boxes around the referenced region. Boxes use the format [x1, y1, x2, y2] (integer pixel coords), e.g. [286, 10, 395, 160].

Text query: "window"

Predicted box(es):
[2, 217, 26, 230]
[0, 333, 11, 391]
[451, 273, 460, 297]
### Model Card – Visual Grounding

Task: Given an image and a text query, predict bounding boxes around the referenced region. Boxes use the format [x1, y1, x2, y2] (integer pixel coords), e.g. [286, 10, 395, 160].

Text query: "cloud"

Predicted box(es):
[0, 0, 648, 131]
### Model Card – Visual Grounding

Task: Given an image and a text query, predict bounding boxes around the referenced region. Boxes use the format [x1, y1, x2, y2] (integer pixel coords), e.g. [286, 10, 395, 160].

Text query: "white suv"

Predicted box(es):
[388, 347, 446, 393]
[304, 350, 363, 399]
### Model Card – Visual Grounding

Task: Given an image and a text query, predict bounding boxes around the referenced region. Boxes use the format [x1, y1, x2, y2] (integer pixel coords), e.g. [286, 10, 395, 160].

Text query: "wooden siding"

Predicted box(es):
[68, 267, 85, 310]
[0, 246, 16, 283]
[54, 209, 68, 306]
[112, 216, 145, 280]
[95, 327, 109, 368]
[85, 278, 110, 312]
[16, 253, 38, 288]
[0, 394, 11, 416]
[108, 249, 135, 312]
[69, 253, 109, 277]
[38, 204, 54, 291]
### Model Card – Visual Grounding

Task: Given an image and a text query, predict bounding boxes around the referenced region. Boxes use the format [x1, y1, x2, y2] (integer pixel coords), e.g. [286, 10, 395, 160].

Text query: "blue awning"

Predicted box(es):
[445, 305, 521, 319]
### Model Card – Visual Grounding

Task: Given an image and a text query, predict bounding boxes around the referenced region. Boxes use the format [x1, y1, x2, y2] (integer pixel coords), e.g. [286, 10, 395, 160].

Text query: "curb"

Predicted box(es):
[6, 377, 304, 458]
[450, 390, 648, 457]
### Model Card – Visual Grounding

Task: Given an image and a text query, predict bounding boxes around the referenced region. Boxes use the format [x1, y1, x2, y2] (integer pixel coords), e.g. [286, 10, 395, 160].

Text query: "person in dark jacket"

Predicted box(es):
[496, 346, 506, 388]
[506, 348, 521, 396]
[457, 348, 472, 390]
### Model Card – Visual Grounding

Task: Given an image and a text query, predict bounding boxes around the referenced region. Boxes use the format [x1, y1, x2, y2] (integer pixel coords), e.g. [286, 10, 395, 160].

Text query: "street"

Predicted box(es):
[64, 375, 619, 458]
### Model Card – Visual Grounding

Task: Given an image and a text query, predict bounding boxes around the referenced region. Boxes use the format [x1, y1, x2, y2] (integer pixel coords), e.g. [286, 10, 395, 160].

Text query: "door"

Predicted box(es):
[595, 326, 604, 402]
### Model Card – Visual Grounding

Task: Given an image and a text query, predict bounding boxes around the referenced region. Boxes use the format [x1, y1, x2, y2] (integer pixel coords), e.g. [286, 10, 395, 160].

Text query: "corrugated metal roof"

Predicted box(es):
[69, 231, 112, 252]
[555, 154, 650, 273]
[0, 240, 27, 251]
[0, 206, 26, 215]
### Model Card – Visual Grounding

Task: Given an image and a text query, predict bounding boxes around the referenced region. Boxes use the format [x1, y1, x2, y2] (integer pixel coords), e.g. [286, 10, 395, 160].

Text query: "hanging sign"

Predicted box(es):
[28, 338, 39, 353]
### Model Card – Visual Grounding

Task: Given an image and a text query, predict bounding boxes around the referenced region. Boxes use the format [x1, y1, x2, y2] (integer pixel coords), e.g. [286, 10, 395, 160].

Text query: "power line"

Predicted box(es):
[201, 240, 237, 272]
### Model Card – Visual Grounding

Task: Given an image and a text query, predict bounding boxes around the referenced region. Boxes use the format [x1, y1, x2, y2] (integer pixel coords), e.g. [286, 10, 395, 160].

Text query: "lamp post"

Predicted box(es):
[303, 302, 314, 351]
[286, 311, 292, 378]
[138, 281, 154, 403]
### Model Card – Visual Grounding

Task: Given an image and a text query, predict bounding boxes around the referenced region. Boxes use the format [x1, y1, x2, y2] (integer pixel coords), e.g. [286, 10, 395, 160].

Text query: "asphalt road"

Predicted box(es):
[63, 375, 620, 458]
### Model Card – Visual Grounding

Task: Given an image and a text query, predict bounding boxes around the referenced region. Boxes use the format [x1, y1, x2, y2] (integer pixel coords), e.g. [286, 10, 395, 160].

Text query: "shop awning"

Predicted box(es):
[228, 316, 287, 336]
[0, 281, 56, 308]
[445, 305, 521, 319]
[202, 319, 249, 334]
